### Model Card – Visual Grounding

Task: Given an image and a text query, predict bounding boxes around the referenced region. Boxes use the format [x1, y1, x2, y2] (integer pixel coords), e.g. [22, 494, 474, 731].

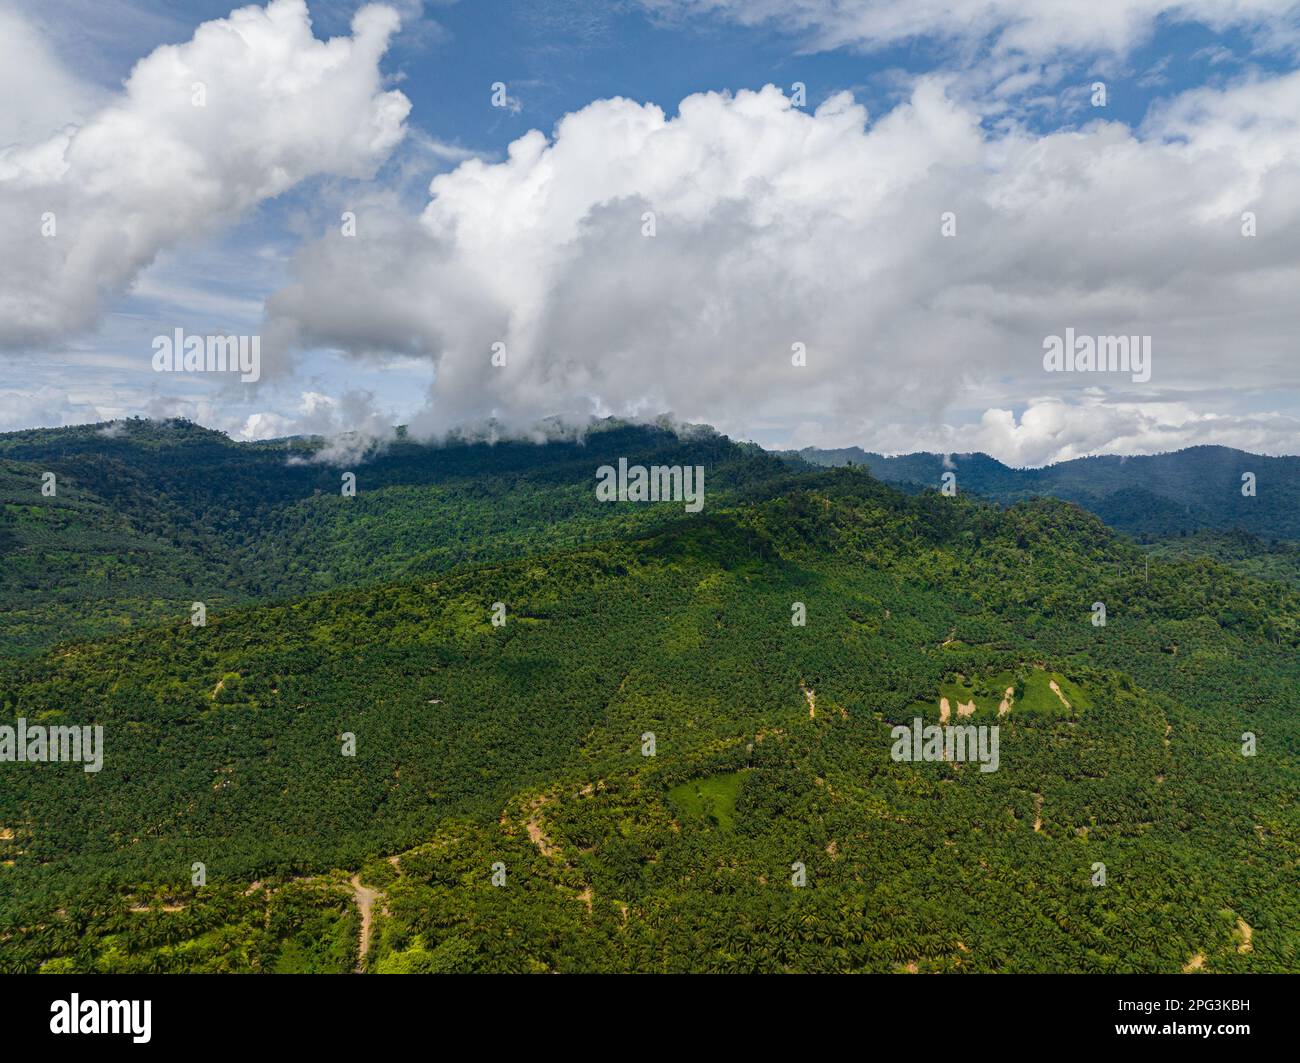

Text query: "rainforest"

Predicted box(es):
[0, 418, 1296, 975]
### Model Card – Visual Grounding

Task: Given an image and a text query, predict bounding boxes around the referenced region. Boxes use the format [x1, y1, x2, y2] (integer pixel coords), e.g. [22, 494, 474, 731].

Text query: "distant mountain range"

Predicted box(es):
[782, 445, 1300, 540]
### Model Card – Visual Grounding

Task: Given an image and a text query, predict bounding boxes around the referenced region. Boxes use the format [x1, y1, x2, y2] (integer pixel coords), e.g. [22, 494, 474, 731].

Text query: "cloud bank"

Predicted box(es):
[4, 0, 1300, 465]
[0, 0, 409, 348]
[266, 68, 1300, 463]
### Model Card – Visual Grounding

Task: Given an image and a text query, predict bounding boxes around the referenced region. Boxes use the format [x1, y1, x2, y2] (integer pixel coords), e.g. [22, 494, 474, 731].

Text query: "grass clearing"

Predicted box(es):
[668, 771, 747, 831]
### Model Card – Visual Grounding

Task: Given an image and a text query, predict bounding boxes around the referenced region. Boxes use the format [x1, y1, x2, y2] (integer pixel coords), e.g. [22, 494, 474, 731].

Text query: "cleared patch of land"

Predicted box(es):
[668, 771, 747, 831]
[907, 668, 1089, 719]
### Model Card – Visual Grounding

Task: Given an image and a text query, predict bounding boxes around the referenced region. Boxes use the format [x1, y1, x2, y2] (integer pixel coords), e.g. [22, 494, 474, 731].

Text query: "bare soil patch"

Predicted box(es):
[350, 874, 380, 973]
[997, 686, 1014, 717]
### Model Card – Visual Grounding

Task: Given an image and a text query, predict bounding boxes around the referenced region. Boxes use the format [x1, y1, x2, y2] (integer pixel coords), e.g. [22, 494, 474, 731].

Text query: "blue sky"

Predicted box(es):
[41, 2, 1293, 149]
[4, 0, 1300, 463]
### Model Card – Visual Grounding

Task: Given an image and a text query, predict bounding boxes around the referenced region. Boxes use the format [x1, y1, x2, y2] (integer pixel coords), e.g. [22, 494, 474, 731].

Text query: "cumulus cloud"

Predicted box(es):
[638, 0, 1300, 60]
[7, 0, 1299, 463]
[0, 5, 104, 146]
[0, 0, 409, 349]
[265, 70, 1300, 461]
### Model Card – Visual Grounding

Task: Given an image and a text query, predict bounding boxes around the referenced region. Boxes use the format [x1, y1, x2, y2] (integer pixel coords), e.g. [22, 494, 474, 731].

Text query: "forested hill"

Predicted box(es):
[787, 445, 1300, 540]
[5, 416, 1297, 656]
[0, 418, 792, 654]
[2, 463, 1297, 973]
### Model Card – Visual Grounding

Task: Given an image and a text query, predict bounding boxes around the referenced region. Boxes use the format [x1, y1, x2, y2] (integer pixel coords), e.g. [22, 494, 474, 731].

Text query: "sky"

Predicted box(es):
[3, 0, 1300, 465]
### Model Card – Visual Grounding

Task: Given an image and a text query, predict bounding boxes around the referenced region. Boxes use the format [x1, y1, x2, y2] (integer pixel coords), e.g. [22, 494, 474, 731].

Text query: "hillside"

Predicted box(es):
[1141, 529, 1300, 590]
[0, 418, 790, 654]
[2, 451, 1297, 974]
[789, 445, 1300, 540]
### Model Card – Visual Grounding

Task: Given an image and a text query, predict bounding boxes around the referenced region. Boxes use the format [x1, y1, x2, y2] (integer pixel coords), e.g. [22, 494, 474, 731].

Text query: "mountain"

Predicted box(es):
[2, 422, 1297, 974]
[0, 418, 789, 654]
[788, 445, 1300, 540]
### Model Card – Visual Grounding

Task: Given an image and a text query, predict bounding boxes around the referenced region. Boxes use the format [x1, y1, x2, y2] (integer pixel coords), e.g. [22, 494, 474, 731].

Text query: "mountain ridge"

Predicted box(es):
[787, 443, 1300, 539]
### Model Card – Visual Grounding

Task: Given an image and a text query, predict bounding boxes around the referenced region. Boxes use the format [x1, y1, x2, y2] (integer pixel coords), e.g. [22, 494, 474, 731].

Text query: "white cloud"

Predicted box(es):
[639, 0, 1300, 60]
[0, 5, 105, 146]
[236, 388, 397, 456]
[266, 72, 1300, 459]
[0, 0, 409, 349]
[7, 0, 1299, 463]
[0, 384, 103, 431]
[809, 396, 1300, 466]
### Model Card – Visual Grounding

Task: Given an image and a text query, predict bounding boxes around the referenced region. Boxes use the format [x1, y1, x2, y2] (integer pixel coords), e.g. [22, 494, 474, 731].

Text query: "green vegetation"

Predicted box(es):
[907, 668, 1089, 719]
[0, 418, 788, 654]
[1142, 529, 1300, 589]
[669, 772, 748, 830]
[25, 880, 357, 974]
[1, 421, 1297, 974]
[793, 444, 1300, 540]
